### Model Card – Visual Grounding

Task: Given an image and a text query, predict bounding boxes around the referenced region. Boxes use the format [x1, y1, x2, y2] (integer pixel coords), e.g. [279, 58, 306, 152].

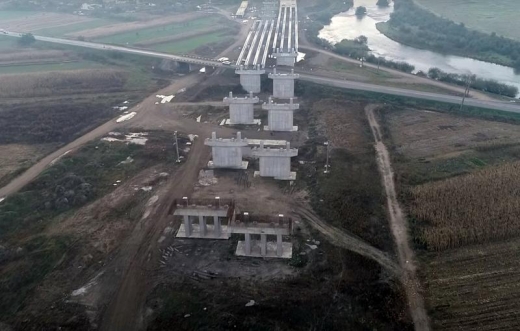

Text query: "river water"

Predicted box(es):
[318, 0, 520, 94]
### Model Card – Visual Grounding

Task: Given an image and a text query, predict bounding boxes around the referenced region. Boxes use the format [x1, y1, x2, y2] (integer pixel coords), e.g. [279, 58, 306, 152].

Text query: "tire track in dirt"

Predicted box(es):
[365, 104, 430, 331]
[295, 204, 402, 277]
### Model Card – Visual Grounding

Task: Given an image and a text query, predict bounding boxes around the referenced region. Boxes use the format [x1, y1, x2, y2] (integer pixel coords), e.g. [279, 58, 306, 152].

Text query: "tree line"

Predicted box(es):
[426, 68, 518, 97]
[385, 0, 520, 71]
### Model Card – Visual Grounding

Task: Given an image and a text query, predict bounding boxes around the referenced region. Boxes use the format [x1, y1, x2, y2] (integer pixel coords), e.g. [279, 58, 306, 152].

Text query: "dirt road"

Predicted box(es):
[296, 205, 401, 277]
[100, 138, 210, 331]
[364, 104, 430, 331]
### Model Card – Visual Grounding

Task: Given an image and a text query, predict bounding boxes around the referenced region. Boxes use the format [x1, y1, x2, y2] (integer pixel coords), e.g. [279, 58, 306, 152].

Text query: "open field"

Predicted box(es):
[381, 105, 520, 330]
[1, 12, 95, 33]
[413, 0, 520, 40]
[0, 69, 127, 98]
[67, 12, 203, 39]
[93, 16, 234, 55]
[152, 30, 234, 55]
[134, 26, 228, 47]
[0, 35, 17, 51]
[380, 108, 520, 184]
[0, 10, 38, 20]
[33, 19, 117, 38]
[420, 237, 520, 331]
[94, 17, 216, 45]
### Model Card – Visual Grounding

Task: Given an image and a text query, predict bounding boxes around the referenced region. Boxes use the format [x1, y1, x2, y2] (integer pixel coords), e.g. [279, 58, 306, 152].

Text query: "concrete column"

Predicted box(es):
[245, 233, 251, 255]
[199, 215, 206, 237]
[261, 234, 267, 256]
[184, 215, 191, 237]
[277, 234, 283, 256]
[214, 216, 221, 237]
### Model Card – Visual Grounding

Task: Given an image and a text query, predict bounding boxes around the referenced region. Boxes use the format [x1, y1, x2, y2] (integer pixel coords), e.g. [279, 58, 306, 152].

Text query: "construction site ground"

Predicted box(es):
[0, 65, 416, 330]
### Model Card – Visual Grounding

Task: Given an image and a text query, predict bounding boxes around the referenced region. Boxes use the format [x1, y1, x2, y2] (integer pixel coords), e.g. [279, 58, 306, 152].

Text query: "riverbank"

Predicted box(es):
[379, 0, 520, 71]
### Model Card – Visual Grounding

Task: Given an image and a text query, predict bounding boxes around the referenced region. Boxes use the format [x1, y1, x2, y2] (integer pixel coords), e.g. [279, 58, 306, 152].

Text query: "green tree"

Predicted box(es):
[355, 6, 367, 18]
[355, 35, 368, 44]
[18, 33, 35, 46]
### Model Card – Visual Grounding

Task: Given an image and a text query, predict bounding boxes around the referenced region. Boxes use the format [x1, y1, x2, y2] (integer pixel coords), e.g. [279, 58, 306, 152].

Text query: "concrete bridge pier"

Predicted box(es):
[252, 141, 298, 180]
[223, 91, 260, 124]
[236, 65, 265, 93]
[262, 96, 300, 131]
[269, 68, 299, 99]
[204, 132, 249, 169]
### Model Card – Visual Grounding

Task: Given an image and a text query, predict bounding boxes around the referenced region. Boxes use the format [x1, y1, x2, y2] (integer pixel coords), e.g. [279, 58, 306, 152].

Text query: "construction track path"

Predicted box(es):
[100, 138, 210, 331]
[365, 104, 430, 331]
[296, 205, 401, 276]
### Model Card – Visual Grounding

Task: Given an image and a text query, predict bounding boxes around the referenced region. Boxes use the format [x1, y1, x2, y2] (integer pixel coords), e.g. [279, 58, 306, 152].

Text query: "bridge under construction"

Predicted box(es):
[236, 0, 299, 69]
[235, 0, 299, 92]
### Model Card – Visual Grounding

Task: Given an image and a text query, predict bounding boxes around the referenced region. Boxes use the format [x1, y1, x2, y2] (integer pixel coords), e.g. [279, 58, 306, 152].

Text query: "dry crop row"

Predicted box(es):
[410, 161, 520, 251]
[422, 237, 520, 330]
[0, 69, 127, 98]
[0, 50, 71, 64]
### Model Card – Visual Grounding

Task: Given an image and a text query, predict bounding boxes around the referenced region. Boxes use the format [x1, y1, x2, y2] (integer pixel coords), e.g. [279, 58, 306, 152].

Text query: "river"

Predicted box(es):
[318, 0, 520, 94]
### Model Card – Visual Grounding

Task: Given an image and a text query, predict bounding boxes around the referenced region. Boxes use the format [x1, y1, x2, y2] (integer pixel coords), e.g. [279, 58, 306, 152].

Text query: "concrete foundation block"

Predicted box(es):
[235, 240, 293, 259]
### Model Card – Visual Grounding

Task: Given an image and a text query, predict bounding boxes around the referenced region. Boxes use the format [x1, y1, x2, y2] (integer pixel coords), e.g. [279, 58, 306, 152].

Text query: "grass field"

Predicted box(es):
[413, 0, 520, 40]
[33, 19, 117, 37]
[329, 59, 396, 80]
[0, 35, 17, 51]
[152, 31, 232, 54]
[0, 10, 38, 20]
[95, 17, 220, 45]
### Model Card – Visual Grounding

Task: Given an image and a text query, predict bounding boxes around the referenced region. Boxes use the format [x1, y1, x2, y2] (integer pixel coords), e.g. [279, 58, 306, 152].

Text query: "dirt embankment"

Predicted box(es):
[67, 12, 205, 39]
[365, 104, 431, 331]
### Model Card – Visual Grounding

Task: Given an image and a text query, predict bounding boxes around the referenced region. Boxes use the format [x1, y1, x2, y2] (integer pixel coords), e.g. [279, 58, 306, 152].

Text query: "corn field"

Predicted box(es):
[0, 69, 127, 98]
[410, 161, 520, 251]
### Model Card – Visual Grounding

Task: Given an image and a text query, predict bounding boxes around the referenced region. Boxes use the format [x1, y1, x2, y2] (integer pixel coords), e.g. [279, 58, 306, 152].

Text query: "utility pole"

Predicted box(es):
[459, 75, 473, 112]
[324, 141, 330, 174]
[174, 131, 181, 163]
